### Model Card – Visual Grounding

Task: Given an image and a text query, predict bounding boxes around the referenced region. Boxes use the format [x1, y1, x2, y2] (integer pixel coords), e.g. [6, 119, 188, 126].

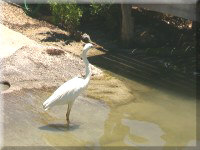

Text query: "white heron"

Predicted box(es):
[43, 43, 94, 125]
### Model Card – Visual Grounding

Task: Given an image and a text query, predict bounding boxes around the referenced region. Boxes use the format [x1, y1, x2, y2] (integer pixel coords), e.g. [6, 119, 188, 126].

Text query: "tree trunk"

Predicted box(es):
[121, 4, 134, 47]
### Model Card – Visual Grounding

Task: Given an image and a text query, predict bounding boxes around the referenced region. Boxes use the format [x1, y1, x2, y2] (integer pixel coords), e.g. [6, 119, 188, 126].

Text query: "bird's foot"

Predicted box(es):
[66, 119, 70, 127]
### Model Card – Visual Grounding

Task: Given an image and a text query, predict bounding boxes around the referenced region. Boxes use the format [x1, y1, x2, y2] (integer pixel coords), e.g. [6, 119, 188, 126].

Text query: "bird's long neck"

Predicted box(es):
[82, 50, 91, 81]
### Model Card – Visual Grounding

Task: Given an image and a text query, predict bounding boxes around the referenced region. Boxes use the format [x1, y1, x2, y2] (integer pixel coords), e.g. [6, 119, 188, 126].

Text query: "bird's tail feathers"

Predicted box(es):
[44, 107, 49, 111]
[43, 101, 50, 111]
[43, 95, 57, 111]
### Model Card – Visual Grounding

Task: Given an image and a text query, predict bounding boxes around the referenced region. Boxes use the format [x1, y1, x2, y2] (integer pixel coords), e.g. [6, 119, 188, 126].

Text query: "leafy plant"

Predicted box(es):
[89, 4, 111, 16]
[49, 1, 120, 36]
[80, 4, 121, 35]
[50, 2, 83, 35]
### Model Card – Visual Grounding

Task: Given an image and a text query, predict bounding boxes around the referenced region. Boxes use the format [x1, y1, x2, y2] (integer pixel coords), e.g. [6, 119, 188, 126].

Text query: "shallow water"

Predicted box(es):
[2, 73, 196, 147]
[99, 74, 196, 147]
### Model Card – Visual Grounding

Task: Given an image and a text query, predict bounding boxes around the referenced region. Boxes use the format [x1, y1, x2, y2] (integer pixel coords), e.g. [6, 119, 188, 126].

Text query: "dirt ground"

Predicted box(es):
[0, 1, 104, 57]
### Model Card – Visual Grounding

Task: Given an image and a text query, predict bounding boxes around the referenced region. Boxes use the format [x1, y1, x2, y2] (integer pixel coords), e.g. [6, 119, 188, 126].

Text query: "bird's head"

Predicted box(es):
[83, 43, 93, 52]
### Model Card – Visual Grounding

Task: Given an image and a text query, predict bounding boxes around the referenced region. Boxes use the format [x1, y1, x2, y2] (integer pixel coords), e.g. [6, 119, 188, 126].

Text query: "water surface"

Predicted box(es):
[2, 73, 196, 147]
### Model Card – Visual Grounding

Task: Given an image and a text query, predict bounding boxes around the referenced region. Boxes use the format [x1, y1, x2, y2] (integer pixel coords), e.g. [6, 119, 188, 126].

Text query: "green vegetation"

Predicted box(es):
[87, 4, 121, 34]
[50, 2, 83, 35]
[48, 2, 120, 35]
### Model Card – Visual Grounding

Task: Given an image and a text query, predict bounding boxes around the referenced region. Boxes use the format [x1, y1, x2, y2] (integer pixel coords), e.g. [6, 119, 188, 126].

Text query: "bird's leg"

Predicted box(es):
[66, 104, 72, 125]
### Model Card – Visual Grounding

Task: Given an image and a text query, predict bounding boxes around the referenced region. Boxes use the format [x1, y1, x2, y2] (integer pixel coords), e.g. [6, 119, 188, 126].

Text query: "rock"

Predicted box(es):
[0, 24, 38, 58]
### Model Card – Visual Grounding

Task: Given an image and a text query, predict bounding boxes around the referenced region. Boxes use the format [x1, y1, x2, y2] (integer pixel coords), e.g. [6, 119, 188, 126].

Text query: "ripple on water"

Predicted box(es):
[122, 119, 165, 146]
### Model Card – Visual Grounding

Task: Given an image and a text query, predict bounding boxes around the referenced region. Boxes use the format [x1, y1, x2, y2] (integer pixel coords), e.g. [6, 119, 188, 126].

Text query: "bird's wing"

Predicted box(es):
[43, 77, 84, 109]
[53, 77, 84, 96]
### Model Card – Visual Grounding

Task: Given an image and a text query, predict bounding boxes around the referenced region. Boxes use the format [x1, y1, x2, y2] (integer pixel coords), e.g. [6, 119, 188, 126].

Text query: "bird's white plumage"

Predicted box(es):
[43, 77, 87, 110]
[42, 43, 93, 115]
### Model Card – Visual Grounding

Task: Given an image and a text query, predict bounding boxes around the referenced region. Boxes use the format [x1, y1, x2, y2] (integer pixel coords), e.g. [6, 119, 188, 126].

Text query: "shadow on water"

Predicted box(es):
[79, 10, 197, 98]
[88, 49, 196, 98]
[39, 123, 80, 132]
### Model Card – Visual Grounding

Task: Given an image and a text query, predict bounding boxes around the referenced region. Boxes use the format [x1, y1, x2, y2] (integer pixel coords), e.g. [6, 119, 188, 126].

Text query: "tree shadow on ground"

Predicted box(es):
[40, 31, 74, 44]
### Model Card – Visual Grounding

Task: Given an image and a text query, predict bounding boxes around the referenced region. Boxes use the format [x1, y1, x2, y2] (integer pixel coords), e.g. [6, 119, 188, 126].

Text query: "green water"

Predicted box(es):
[2, 73, 196, 147]
[41, 75, 196, 147]
[98, 74, 196, 147]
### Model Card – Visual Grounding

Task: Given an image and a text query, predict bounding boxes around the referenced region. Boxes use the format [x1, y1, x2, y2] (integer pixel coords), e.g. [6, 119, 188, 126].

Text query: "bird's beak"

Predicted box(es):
[92, 43, 99, 49]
